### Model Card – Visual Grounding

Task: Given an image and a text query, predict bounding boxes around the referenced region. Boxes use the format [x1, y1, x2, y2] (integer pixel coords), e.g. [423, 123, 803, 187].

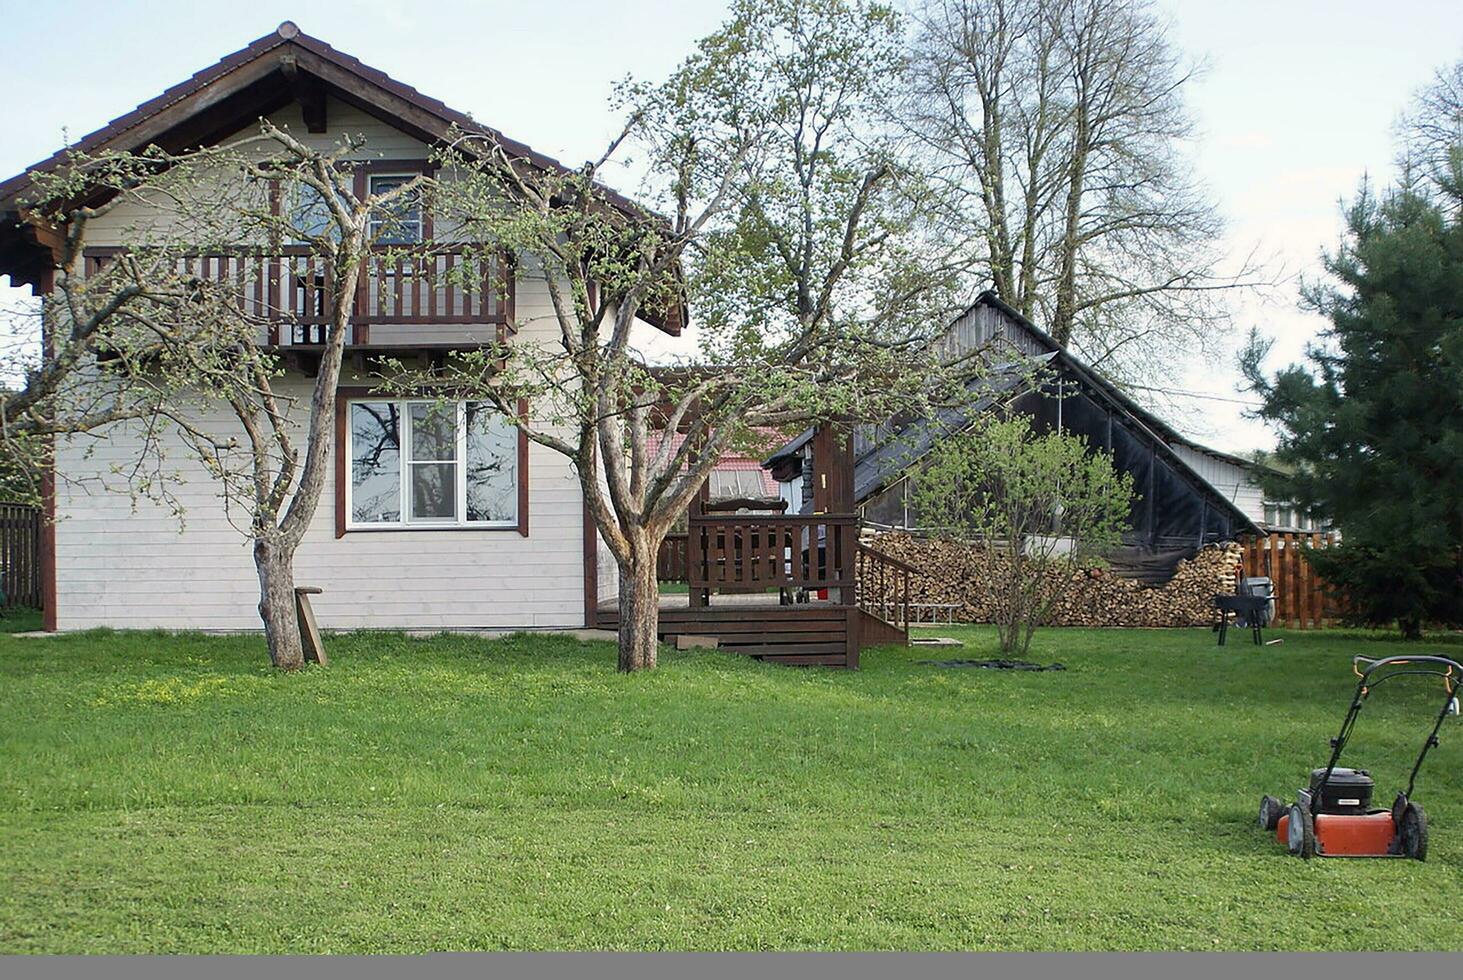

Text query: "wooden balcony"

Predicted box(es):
[83, 245, 511, 348]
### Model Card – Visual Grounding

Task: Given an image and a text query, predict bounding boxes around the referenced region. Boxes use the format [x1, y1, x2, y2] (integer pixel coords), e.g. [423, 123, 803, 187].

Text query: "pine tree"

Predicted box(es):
[1241, 180, 1463, 638]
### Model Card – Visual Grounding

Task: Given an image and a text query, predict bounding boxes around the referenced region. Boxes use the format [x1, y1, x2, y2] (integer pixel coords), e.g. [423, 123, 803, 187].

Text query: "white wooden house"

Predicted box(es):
[0, 23, 673, 633]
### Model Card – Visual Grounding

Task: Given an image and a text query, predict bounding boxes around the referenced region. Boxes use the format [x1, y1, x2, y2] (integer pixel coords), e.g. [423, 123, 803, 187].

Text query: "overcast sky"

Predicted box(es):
[2, 0, 1459, 453]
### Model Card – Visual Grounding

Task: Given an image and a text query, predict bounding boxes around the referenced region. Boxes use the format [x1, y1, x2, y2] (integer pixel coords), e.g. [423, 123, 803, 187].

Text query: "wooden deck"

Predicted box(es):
[596, 530, 917, 669]
[596, 427, 916, 668]
[597, 597, 871, 667]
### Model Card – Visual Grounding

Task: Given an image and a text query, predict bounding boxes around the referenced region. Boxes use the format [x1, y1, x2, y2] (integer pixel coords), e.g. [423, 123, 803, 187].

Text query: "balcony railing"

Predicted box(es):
[83, 245, 511, 344]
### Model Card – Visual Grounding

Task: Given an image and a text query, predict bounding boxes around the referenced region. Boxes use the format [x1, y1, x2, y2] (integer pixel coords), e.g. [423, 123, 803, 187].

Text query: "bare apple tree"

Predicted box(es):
[5, 123, 427, 669]
[386, 0, 974, 671]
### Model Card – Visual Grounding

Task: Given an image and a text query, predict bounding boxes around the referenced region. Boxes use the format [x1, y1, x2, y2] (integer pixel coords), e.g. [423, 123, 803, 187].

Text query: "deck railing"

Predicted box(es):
[657, 532, 690, 583]
[687, 513, 858, 593]
[855, 542, 915, 629]
[83, 245, 510, 341]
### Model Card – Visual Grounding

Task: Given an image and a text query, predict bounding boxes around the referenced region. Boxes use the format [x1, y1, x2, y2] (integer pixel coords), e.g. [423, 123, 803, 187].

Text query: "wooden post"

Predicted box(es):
[1285, 533, 1299, 629]
[687, 479, 710, 608]
[294, 586, 328, 666]
[1299, 534, 1314, 629]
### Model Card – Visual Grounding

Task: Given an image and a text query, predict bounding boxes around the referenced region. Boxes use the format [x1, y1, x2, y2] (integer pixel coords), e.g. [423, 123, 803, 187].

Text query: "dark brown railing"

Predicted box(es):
[687, 513, 858, 593]
[657, 532, 690, 583]
[856, 542, 915, 629]
[84, 246, 510, 339]
[0, 502, 42, 609]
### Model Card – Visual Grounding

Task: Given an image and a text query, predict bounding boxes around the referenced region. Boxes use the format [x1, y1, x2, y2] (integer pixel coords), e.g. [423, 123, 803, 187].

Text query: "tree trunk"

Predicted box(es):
[254, 537, 305, 671]
[616, 546, 661, 672]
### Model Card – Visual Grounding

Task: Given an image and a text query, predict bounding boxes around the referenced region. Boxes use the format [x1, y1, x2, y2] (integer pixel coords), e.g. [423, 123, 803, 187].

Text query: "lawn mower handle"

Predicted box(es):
[1314, 654, 1462, 806]
[1353, 654, 1463, 679]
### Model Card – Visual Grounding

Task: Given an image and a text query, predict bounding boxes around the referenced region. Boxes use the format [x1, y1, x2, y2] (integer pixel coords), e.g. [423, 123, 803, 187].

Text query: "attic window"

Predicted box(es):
[709, 469, 770, 501]
[288, 183, 344, 242]
[368, 174, 423, 244]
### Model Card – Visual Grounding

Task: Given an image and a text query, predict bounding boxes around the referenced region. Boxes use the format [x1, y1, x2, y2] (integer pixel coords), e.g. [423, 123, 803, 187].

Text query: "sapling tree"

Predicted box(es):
[4, 123, 428, 669]
[389, 0, 974, 671]
[909, 414, 1132, 655]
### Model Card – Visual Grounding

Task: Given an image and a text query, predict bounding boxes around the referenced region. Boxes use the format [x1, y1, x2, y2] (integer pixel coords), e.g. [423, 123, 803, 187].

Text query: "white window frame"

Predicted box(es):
[367, 173, 424, 245]
[345, 398, 518, 531]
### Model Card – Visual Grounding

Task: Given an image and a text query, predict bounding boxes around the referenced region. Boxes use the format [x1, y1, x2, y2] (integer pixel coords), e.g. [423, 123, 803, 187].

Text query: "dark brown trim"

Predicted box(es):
[267, 180, 282, 346]
[38, 266, 57, 631]
[356, 159, 437, 176]
[517, 397, 530, 538]
[334, 384, 368, 538]
[582, 495, 599, 629]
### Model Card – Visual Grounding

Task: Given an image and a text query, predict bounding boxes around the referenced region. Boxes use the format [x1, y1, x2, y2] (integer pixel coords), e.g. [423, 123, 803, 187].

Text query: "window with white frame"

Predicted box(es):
[347, 399, 518, 529]
[288, 183, 343, 242]
[367, 173, 423, 244]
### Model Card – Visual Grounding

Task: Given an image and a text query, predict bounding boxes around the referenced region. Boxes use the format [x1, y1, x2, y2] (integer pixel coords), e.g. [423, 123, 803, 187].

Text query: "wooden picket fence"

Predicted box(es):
[0, 502, 42, 608]
[1240, 531, 1336, 629]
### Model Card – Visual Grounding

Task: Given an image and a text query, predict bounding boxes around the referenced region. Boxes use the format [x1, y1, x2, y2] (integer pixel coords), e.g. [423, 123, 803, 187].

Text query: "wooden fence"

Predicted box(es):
[1240, 531, 1335, 629]
[0, 503, 42, 608]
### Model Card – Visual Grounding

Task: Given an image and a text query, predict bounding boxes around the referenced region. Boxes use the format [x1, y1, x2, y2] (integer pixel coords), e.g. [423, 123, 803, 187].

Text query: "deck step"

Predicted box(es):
[856, 608, 908, 650]
[597, 604, 856, 667]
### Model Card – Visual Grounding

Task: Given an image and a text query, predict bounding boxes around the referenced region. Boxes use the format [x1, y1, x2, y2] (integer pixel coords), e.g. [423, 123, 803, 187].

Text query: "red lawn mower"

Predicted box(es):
[1258, 654, 1461, 860]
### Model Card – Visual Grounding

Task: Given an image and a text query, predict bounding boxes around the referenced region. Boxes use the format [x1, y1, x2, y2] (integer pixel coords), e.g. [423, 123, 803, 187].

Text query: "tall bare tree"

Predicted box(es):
[904, 0, 1261, 384]
[1398, 57, 1463, 210]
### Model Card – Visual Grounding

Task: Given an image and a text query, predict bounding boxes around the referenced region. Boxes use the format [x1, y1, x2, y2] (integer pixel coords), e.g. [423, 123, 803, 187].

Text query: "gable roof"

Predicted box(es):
[764, 291, 1264, 537]
[0, 21, 683, 333]
[764, 357, 1044, 503]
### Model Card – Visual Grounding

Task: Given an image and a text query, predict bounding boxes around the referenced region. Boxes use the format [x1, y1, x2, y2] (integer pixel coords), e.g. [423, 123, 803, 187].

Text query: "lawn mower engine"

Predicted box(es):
[1305, 767, 1374, 814]
[1261, 768, 1409, 859]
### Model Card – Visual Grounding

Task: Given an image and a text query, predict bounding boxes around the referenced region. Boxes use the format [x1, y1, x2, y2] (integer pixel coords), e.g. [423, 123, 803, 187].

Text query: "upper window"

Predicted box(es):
[367, 174, 423, 245]
[288, 183, 343, 242]
[347, 399, 517, 529]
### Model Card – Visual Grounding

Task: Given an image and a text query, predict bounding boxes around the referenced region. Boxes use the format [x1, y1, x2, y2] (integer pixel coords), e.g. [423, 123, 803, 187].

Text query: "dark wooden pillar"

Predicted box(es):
[810, 422, 854, 514]
[687, 474, 711, 608]
[811, 422, 856, 609]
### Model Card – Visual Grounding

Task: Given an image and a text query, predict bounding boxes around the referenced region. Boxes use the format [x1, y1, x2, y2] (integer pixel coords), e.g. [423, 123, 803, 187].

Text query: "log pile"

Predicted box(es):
[867, 533, 1242, 628]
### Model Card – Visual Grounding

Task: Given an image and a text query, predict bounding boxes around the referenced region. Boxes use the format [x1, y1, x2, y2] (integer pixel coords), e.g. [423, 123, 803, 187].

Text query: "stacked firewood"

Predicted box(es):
[867, 533, 1241, 628]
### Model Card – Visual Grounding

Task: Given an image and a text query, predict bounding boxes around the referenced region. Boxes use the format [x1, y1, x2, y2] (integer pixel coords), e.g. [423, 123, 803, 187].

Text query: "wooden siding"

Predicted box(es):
[938, 302, 1048, 362]
[1170, 444, 1266, 526]
[51, 283, 589, 632]
[50, 95, 679, 633]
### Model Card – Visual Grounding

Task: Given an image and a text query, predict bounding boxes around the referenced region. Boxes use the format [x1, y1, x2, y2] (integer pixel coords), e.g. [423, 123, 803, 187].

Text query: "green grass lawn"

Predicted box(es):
[2, 623, 1461, 952]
